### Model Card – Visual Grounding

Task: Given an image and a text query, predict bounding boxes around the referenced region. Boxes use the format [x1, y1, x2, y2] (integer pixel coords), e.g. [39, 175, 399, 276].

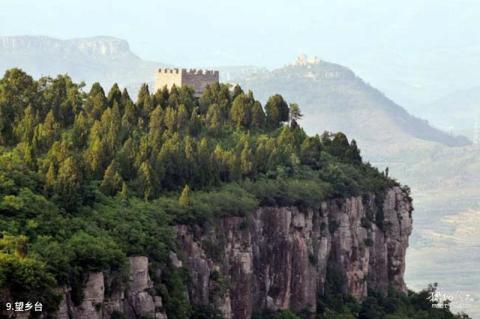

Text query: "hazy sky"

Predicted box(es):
[2, 0, 480, 106]
[1, 0, 479, 67]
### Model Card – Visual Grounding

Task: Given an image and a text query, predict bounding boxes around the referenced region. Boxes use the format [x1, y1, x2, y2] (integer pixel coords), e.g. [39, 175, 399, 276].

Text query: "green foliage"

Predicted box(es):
[316, 285, 471, 319]
[0, 69, 407, 316]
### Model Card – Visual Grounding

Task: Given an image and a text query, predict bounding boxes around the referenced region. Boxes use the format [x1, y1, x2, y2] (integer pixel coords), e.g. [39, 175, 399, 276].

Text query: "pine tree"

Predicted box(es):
[164, 107, 178, 132]
[120, 88, 133, 111]
[179, 185, 191, 207]
[55, 156, 82, 211]
[251, 101, 266, 129]
[232, 84, 243, 100]
[345, 139, 362, 163]
[206, 103, 223, 134]
[265, 94, 290, 129]
[107, 83, 122, 108]
[300, 136, 322, 169]
[149, 106, 165, 149]
[14, 105, 39, 144]
[136, 160, 156, 200]
[85, 82, 108, 120]
[230, 93, 251, 128]
[153, 85, 169, 108]
[177, 104, 190, 131]
[38, 110, 61, 151]
[0, 68, 37, 145]
[122, 100, 138, 134]
[240, 141, 254, 177]
[289, 103, 303, 128]
[120, 182, 128, 201]
[100, 160, 123, 196]
[136, 84, 154, 119]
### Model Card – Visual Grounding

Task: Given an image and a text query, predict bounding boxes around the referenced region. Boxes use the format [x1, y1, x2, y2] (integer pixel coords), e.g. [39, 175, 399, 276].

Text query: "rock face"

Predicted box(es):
[34, 187, 411, 319]
[175, 187, 413, 319]
[56, 256, 167, 319]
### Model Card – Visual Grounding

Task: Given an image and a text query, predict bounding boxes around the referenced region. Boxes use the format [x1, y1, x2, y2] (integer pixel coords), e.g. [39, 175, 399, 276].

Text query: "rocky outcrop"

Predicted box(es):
[55, 256, 167, 319]
[18, 187, 410, 319]
[175, 187, 413, 319]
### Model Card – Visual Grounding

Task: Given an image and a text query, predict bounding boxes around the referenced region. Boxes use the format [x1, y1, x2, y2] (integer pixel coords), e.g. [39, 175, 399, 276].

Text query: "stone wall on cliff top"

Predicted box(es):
[175, 186, 412, 319]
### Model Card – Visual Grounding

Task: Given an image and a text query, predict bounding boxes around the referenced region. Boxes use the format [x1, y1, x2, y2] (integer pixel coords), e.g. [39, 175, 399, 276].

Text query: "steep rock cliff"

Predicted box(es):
[175, 186, 412, 319]
[46, 187, 411, 319]
[55, 257, 167, 319]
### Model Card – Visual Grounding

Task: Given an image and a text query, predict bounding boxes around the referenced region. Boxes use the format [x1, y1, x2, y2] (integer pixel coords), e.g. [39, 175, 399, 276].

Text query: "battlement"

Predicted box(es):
[155, 67, 219, 95]
[157, 68, 219, 77]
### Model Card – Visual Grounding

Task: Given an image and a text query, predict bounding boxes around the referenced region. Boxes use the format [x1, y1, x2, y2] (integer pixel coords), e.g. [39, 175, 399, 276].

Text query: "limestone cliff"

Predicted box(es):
[55, 257, 167, 319]
[49, 186, 411, 319]
[175, 186, 412, 319]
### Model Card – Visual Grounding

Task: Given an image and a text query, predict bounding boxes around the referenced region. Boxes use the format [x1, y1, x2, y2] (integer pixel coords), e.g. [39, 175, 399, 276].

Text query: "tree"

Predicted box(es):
[14, 105, 39, 144]
[345, 139, 362, 164]
[230, 93, 251, 128]
[179, 185, 191, 207]
[85, 82, 108, 120]
[107, 83, 122, 108]
[149, 106, 165, 149]
[100, 160, 123, 196]
[136, 84, 154, 119]
[136, 160, 156, 200]
[265, 94, 289, 129]
[0, 68, 37, 145]
[240, 141, 254, 177]
[55, 156, 83, 211]
[300, 136, 322, 169]
[206, 103, 223, 134]
[232, 84, 243, 100]
[289, 103, 303, 128]
[251, 101, 266, 129]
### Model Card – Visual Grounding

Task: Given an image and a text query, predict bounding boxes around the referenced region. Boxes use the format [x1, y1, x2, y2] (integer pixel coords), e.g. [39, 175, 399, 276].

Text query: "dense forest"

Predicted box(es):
[0, 69, 469, 318]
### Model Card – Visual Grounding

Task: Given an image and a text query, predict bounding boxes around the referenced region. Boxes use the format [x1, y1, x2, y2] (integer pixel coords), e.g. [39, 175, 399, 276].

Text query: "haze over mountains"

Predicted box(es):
[1, 35, 479, 316]
[0, 36, 470, 156]
[0, 36, 164, 92]
[233, 61, 471, 157]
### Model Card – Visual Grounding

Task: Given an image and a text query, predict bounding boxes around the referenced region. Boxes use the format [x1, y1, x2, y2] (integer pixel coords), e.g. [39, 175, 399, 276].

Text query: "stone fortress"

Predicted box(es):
[155, 68, 219, 95]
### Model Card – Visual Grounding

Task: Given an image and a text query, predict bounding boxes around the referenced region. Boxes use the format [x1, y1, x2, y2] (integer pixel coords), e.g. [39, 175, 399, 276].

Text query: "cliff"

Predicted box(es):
[48, 187, 411, 319]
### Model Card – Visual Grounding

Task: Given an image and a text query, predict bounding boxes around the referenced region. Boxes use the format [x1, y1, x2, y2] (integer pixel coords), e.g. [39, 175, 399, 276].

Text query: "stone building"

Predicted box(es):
[155, 68, 219, 95]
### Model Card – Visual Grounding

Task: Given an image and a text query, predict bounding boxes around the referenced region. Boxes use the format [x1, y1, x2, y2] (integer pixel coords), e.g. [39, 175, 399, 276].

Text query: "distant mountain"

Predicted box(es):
[1, 36, 470, 158]
[235, 60, 471, 159]
[418, 86, 480, 141]
[0, 35, 165, 93]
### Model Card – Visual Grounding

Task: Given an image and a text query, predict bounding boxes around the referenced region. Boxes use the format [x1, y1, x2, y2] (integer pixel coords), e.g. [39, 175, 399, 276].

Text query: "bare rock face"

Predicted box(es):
[126, 256, 156, 318]
[43, 187, 411, 319]
[55, 257, 167, 319]
[73, 272, 105, 319]
[176, 187, 413, 319]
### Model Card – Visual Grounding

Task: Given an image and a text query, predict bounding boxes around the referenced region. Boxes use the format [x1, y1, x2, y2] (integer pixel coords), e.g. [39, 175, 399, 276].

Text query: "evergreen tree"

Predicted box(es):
[149, 106, 165, 149]
[232, 84, 243, 100]
[206, 103, 223, 134]
[179, 185, 191, 207]
[136, 160, 156, 200]
[100, 160, 123, 196]
[107, 83, 122, 108]
[14, 105, 39, 144]
[251, 101, 266, 129]
[289, 103, 303, 128]
[55, 156, 82, 211]
[0, 68, 37, 145]
[265, 94, 289, 129]
[230, 93, 251, 128]
[136, 84, 154, 119]
[85, 82, 108, 120]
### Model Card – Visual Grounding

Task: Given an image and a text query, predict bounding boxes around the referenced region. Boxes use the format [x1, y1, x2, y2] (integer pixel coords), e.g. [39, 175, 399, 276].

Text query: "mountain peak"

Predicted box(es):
[0, 35, 132, 57]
